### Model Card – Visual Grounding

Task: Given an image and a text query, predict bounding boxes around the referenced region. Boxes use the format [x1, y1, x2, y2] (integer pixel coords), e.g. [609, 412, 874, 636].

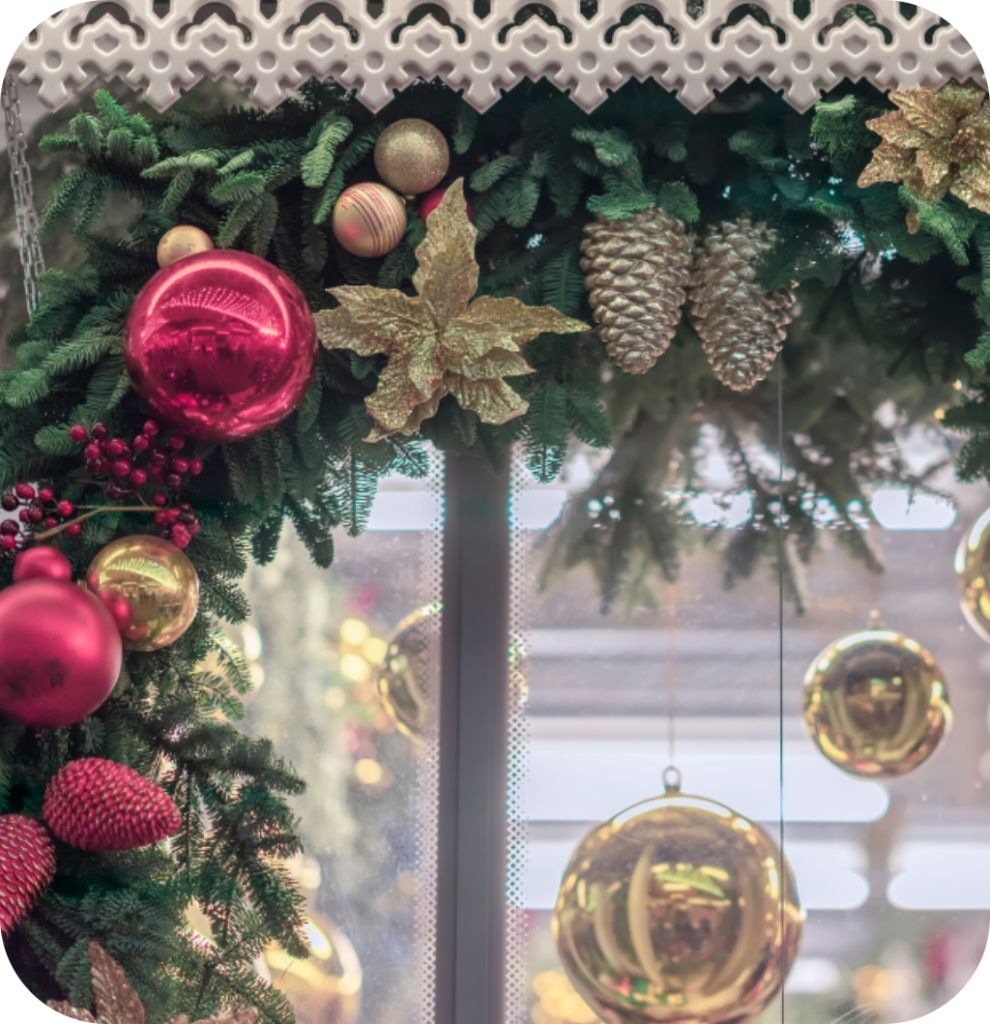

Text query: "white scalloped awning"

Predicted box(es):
[7, 0, 986, 115]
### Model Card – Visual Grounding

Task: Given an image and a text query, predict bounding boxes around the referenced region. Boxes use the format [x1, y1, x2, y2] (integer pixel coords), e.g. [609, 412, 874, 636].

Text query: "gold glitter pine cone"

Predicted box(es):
[689, 216, 795, 391]
[580, 206, 693, 374]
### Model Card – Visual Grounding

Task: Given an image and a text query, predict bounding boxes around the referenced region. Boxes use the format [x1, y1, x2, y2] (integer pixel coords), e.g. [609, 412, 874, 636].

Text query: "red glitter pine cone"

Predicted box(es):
[0, 814, 56, 936]
[43, 759, 180, 853]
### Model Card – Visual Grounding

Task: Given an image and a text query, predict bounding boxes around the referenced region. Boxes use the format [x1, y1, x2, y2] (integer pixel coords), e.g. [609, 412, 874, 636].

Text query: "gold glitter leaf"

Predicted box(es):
[858, 82, 990, 226]
[49, 944, 259, 1024]
[316, 178, 588, 440]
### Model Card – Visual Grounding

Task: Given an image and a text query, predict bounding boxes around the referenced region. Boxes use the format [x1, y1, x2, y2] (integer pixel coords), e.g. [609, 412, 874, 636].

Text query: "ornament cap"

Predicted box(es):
[662, 764, 682, 794]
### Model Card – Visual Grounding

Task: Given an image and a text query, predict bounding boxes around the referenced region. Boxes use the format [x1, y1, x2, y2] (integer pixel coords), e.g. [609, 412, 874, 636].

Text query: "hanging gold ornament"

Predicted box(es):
[316, 179, 587, 440]
[857, 81, 990, 232]
[86, 535, 199, 651]
[956, 507, 990, 642]
[50, 942, 258, 1024]
[374, 118, 450, 196]
[259, 911, 362, 1024]
[803, 627, 951, 778]
[374, 604, 439, 741]
[156, 224, 214, 268]
[553, 785, 803, 1024]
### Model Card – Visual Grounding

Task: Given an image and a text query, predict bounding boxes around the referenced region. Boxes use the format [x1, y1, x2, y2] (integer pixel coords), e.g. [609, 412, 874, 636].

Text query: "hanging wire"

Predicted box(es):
[776, 366, 786, 1024]
[662, 579, 681, 793]
[2, 73, 45, 316]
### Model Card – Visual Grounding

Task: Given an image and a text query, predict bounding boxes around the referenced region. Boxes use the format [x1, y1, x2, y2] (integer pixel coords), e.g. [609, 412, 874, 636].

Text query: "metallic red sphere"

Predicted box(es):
[13, 547, 72, 583]
[0, 580, 122, 728]
[124, 250, 317, 442]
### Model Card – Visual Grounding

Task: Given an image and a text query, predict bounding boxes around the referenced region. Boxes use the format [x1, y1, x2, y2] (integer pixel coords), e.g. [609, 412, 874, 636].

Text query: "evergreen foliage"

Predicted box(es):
[1, 67, 987, 1019]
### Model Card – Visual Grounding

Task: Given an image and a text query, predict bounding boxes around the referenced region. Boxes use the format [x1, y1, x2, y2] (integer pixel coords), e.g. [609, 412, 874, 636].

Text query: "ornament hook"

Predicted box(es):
[662, 765, 682, 794]
[868, 608, 885, 630]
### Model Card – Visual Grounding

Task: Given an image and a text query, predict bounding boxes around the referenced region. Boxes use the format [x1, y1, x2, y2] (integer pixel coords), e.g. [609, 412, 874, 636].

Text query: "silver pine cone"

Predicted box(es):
[689, 216, 795, 390]
[580, 207, 693, 374]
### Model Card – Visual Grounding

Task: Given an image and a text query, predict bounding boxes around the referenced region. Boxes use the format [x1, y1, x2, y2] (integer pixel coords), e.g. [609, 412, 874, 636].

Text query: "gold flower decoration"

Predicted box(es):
[858, 81, 990, 232]
[49, 943, 259, 1024]
[316, 178, 588, 440]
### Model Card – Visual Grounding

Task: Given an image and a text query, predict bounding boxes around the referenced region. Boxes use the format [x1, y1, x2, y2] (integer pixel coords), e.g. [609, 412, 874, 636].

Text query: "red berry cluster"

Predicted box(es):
[0, 484, 77, 550]
[68, 420, 202, 548]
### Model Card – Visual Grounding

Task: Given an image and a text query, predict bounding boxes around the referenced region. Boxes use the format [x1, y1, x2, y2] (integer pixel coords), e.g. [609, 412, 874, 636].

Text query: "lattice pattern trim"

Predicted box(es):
[8, 0, 986, 116]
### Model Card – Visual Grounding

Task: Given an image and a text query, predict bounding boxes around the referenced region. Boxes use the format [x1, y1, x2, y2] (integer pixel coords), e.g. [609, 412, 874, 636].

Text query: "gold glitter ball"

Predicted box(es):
[553, 789, 803, 1024]
[156, 224, 214, 268]
[374, 118, 450, 196]
[803, 628, 951, 779]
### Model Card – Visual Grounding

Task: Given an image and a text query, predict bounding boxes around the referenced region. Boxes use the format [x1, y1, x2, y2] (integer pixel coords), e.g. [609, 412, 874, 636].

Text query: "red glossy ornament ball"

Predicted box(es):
[420, 186, 472, 222]
[13, 547, 72, 583]
[124, 250, 317, 442]
[0, 580, 122, 728]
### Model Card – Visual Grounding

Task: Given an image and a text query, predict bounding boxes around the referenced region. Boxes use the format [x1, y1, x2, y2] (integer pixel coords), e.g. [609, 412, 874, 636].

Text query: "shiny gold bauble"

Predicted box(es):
[373, 119, 450, 196]
[261, 911, 362, 1024]
[803, 628, 951, 778]
[956, 507, 990, 642]
[86, 535, 199, 651]
[332, 182, 407, 258]
[374, 604, 439, 741]
[553, 790, 803, 1024]
[156, 224, 214, 268]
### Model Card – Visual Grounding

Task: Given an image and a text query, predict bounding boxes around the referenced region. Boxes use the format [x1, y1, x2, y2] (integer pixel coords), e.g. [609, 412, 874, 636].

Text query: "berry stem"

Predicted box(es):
[33, 505, 161, 541]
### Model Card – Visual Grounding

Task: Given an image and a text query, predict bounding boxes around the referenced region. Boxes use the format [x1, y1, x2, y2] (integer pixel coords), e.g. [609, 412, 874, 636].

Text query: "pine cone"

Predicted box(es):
[581, 206, 693, 374]
[0, 814, 56, 935]
[689, 216, 795, 390]
[44, 759, 180, 853]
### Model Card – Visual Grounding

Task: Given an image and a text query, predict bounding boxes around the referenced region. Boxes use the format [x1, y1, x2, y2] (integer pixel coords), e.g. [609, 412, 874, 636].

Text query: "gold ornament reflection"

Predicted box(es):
[956, 507, 990, 642]
[803, 628, 951, 778]
[373, 604, 439, 741]
[86, 535, 200, 651]
[261, 912, 362, 1024]
[553, 790, 803, 1024]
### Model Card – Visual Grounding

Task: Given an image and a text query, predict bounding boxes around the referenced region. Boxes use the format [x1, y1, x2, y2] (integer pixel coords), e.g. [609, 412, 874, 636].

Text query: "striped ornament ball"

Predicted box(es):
[332, 182, 407, 258]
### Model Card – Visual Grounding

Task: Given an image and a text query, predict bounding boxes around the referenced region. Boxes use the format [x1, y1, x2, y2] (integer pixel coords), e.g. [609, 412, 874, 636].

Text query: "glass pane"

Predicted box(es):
[238, 458, 443, 1024]
[510, 446, 790, 1024]
[779, 476, 990, 1022]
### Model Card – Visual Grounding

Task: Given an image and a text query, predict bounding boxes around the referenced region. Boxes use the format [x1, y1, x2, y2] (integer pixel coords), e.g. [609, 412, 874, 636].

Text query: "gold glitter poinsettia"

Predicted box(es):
[316, 178, 588, 440]
[50, 942, 259, 1024]
[858, 81, 990, 231]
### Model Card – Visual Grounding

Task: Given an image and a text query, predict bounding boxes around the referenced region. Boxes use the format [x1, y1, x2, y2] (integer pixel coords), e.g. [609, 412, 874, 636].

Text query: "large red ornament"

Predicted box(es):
[0, 580, 122, 728]
[0, 814, 56, 936]
[44, 758, 180, 852]
[124, 250, 317, 443]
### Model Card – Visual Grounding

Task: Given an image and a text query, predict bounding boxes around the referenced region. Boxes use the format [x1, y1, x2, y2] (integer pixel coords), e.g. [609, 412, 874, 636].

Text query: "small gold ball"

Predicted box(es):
[157, 225, 214, 269]
[803, 628, 951, 778]
[86, 535, 200, 651]
[553, 792, 803, 1024]
[374, 119, 450, 196]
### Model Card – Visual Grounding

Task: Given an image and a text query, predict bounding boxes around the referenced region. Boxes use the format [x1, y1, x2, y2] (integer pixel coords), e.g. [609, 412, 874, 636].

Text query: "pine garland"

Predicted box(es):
[1, 71, 988, 1020]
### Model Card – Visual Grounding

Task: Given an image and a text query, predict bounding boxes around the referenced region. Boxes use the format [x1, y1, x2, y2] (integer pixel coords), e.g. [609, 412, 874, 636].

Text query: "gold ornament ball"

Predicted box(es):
[332, 183, 407, 258]
[956, 507, 990, 641]
[156, 225, 214, 268]
[86, 535, 200, 652]
[374, 119, 450, 196]
[374, 604, 439, 741]
[553, 790, 803, 1024]
[803, 628, 951, 779]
